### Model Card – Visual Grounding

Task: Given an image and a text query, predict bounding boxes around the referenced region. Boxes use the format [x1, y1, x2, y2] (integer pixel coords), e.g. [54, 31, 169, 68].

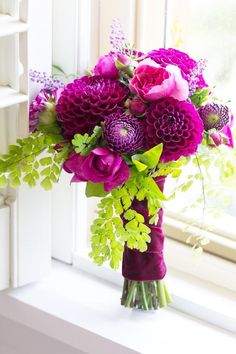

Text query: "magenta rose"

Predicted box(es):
[129, 58, 189, 102]
[63, 147, 130, 191]
[63, 153, 88, 183]
[93, 54, 119, 79]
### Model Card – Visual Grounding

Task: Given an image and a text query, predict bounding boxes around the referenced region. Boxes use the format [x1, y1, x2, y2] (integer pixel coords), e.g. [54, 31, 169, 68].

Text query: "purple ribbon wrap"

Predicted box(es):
[122, 177, 167, 281]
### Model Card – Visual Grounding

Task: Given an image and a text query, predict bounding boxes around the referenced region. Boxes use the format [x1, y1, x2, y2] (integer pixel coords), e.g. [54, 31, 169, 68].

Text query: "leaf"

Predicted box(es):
[141, 144, 163, 169]
[10, 177, 21, 187]
[52, 64, 66, 75]
[132, 144, 163, 171]
[172, 169, 182, 178]
[125, 219, 138, 231]
[123, 209, 136, 220]
[40, 176, 53, 190]
[40, 157, 52, 166]
[135, 213, 144, 223]
[0, 175, 8, 189]
[139, 223, 151, 233]
[131, 157, 148, 172]
[146, 177, 167, 201]
[85, 182, 108, 198]
[41, 167, 51, 176]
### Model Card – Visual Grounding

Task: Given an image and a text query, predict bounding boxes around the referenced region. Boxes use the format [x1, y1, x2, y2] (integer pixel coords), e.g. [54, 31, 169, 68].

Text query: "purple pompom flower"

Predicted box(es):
[104, 113, 145, 154]
[29, 88, 57, 132]
[198, 103, 231, 131]
[146, 98, 204, 162]
[198, 103, 234, 148]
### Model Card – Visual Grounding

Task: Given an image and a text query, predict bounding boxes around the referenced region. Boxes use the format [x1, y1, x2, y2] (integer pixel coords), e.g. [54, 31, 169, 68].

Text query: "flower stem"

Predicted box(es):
[141, 282, 149, 310]
[164, 281, 172, 304]
[124, 281, 137, 307]
[121, 278, 172, 311]
[156, 280, 167, 308]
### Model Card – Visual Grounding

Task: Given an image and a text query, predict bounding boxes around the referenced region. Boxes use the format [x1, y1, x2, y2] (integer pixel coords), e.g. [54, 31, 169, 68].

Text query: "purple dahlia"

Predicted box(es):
[56, 76, 129, 140]
[198, 103, 230, 131]
[146, 48, 207, 92]
[104, 113, 145, 154]
[29, 88, 52, 132]
[146, 98, 204, 162]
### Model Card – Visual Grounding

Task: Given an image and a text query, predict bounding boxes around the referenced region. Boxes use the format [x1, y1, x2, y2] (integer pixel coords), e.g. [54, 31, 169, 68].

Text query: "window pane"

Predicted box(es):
[165, 0, 236, 237]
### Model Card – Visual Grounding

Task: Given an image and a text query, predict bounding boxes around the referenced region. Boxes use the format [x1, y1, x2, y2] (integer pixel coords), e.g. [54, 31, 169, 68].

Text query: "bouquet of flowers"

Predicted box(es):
[0, 20, 234, 311]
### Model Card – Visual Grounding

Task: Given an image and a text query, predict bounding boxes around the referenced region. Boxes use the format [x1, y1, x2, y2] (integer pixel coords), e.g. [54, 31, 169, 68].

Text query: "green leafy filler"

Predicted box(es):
[88, 143, 188, 270]
[0, 130, 70, 191]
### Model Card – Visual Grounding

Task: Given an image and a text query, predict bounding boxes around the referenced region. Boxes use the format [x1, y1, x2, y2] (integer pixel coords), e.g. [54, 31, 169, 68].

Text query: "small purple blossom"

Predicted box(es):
[29, 70, 64, 91]
[187, 58, 207, 95]
[109, 18, 126, 50]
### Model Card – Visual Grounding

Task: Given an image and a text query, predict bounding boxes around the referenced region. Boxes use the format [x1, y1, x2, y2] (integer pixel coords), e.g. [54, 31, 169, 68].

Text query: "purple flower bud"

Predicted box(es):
[117, 53, 131, 66]
[207, 130, 222, 147]
[93, 54, 119, 79]
[129, 97, 146, 116]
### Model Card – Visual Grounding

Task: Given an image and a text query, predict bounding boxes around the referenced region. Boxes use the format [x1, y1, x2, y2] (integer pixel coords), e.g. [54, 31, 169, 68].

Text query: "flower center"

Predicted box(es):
[120, 127, 128, 136]
[207, 113, 219, 126]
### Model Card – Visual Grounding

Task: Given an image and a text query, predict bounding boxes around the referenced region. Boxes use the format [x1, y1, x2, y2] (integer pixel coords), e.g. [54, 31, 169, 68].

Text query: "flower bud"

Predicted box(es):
[129, 97, 146, 116]
[207, 130, 222, 147]
[117, 53, 131, 66]
[93, 54, 119, 79]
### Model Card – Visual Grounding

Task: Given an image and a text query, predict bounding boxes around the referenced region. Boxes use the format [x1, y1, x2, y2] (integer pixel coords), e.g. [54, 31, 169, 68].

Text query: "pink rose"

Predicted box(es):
[63, 147, 130, 191]
[129, 58, 189, 101]
[94, 54, 119, 79]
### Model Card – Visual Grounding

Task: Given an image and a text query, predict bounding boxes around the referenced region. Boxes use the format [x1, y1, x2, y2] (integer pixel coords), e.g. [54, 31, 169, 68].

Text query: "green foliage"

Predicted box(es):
[89, 190, 151, 270]
[85, 182, 108, 198]
[154, 157, 188, 179]
[89, 164, 169, 269]
[0, 131, 70, 191]
[190, 88, 210, 108]
[132, 144, 163, 172]
[72, 126, 102, 156]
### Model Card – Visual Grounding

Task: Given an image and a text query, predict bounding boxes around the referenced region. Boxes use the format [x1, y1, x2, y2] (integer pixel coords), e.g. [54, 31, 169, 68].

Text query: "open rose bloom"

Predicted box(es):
[1, 21, 235, 313]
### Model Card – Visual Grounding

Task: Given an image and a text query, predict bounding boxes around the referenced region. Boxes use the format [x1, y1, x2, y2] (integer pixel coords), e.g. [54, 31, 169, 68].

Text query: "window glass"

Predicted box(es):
[165, 0, 236, 236]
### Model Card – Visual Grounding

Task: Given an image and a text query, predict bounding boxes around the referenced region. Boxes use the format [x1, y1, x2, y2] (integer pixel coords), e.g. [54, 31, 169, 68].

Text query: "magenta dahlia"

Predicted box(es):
[146, 48, 207, 92]
[104, 113, 145, 154]
[56, 76, 129, 139]
[146, 98, 204, 162]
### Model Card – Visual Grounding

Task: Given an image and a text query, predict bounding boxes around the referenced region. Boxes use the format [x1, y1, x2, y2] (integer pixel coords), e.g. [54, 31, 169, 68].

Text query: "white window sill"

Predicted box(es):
[0, 261, 235, 354]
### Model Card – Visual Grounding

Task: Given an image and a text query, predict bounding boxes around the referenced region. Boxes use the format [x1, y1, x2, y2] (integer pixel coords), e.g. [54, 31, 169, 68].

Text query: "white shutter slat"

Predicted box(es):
[0, 14, 28, 37]
[0, 205, 10, 290]
[0, 87, 28, 108]
[0, 0, 53, 290]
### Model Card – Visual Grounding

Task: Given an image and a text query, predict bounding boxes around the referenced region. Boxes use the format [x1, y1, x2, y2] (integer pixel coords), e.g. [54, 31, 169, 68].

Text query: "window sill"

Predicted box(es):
[0, 261, 235, 354]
